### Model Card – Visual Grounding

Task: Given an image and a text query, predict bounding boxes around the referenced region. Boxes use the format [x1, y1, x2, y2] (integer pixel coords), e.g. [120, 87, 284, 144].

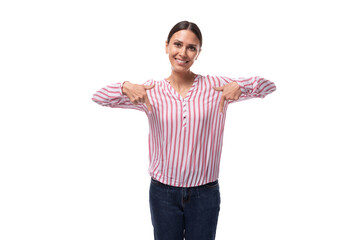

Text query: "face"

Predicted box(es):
[166, 30, 201, 74]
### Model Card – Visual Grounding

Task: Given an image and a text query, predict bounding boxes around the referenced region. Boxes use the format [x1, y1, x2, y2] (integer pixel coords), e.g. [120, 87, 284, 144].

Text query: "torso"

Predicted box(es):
[166, 74, 197, 99]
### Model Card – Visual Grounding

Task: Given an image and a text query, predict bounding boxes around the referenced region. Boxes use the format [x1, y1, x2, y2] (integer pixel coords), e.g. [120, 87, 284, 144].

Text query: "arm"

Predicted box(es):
[92, 79, 154, 112]
[219, 76, 276, 104]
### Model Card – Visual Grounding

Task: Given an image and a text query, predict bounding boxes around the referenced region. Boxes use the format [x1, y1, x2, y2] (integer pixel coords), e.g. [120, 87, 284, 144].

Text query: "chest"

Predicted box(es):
[149, 84, 223, 126]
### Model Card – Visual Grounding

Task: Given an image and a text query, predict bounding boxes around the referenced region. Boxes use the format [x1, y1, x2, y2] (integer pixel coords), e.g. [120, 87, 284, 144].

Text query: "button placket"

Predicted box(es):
[182, 100, 187, 127]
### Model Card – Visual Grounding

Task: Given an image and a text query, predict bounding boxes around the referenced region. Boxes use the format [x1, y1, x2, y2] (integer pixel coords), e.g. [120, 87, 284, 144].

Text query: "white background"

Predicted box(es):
[1, 0, 359, 239]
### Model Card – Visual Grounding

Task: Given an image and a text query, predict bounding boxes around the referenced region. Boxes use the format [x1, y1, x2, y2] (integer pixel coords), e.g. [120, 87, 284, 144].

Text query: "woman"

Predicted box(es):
[92, 20, 276, 240]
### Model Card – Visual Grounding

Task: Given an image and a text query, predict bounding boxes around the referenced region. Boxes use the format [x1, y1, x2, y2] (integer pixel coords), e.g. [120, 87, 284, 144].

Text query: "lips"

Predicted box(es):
[175, 58, 189, 65]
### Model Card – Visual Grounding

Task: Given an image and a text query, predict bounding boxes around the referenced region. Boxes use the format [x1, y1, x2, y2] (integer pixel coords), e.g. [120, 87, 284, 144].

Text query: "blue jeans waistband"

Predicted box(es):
[151, 177, 218, 189]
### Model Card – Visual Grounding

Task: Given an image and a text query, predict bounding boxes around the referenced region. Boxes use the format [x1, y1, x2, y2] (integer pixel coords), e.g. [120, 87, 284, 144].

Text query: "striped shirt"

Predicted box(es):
[92, 74, 276, 187]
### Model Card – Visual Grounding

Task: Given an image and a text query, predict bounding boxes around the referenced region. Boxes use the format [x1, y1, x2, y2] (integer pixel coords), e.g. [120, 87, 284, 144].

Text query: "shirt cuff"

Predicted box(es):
[120, 81, 129, 96]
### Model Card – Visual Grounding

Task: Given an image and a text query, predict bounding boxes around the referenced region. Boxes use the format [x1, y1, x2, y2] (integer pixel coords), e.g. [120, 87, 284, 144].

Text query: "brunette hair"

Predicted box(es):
[167, 21, 202, 47]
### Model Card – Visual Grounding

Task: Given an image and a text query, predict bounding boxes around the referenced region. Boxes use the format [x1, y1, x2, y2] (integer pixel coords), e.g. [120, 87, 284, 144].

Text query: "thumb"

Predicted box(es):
[144, 84, 155, 89]
[213, 85, 224, 91]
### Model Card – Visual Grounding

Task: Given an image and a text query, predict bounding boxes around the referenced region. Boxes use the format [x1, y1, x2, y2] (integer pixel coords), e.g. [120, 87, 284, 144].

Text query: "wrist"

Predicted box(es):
[122, 81, 130, 95]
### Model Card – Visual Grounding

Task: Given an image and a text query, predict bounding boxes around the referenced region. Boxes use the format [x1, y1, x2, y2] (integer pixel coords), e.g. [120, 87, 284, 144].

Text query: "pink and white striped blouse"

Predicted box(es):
[92, 74, 276, 187]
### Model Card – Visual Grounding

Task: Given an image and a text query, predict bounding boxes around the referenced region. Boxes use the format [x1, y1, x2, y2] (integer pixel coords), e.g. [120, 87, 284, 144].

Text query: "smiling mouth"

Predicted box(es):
[175, 58, 189, 65]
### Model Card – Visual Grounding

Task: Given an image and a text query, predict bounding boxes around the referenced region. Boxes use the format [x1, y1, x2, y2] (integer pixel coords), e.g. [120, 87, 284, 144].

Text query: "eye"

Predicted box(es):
[188, 46, 196, 51]
[174, 42, 182, 47]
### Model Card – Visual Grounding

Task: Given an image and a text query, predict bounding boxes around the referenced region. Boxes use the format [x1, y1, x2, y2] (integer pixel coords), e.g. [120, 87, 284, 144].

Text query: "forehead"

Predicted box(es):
[170, 30, 200, 45]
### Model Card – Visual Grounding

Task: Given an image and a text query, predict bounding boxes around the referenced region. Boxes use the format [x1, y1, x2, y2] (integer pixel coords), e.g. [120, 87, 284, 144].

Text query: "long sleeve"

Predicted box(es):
[219, 76, 276, 104]
[92, 79, 154, 112]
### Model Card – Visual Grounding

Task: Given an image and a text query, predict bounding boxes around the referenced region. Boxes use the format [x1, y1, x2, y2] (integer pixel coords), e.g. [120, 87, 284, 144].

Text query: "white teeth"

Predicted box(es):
[176, 59, 187, 64]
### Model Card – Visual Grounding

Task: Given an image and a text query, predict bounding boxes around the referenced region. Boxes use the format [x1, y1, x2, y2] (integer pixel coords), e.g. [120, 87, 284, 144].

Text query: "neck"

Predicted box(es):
[167, 70, 195, 87]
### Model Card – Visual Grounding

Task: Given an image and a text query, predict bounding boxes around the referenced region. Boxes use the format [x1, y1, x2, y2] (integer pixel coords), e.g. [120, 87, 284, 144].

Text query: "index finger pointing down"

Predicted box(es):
[219, 96, 225, 113]
[144, 95, 152, 113]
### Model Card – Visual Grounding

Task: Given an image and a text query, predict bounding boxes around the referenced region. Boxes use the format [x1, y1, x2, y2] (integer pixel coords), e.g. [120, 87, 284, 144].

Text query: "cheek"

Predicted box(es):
[189, 52, 199, 60]
[168, 49, 177, 57]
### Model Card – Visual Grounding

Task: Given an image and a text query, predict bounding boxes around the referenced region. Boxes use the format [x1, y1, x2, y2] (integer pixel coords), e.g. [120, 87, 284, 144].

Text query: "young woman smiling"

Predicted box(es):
[92, 20, 276, 240]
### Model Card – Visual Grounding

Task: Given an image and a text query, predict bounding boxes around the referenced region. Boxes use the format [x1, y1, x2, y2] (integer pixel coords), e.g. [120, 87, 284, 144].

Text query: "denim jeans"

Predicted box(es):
[149, 178, 221, 240]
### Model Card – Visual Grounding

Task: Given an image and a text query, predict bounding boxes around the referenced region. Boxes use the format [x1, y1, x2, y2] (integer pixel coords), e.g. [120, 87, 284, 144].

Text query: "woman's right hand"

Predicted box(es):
[122, 81, 155, 112]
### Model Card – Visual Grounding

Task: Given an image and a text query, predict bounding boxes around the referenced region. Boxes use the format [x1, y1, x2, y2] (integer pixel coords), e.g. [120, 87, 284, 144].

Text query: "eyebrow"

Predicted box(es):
[173, 39, 198, 47]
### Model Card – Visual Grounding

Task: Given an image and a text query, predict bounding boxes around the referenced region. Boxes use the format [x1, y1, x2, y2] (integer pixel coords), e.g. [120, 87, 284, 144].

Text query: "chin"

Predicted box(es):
[171, 63, 193, 73]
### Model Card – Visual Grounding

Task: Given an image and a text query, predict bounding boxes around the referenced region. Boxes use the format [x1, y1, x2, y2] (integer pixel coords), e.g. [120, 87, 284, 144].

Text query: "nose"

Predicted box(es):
[179, 46, 187, 57]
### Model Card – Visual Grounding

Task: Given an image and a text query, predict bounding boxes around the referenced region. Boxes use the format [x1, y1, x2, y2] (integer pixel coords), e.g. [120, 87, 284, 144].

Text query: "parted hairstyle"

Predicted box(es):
[167, 21, 203, 48]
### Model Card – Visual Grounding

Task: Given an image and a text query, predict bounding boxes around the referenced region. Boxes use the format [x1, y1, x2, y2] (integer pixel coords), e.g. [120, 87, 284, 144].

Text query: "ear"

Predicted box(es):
[165, 40, 169, 54]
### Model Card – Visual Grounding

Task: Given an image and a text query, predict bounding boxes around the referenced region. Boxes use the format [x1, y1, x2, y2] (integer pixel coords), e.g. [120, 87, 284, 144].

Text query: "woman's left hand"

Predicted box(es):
[213, 82, 242, 113]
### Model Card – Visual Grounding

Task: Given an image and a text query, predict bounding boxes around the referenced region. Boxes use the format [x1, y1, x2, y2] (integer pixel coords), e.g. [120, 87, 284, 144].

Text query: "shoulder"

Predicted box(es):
[197, 74, 232, 86]
[142, 79, 154, 85]
[204, 75, 258, 84]
[142, 79, 163, 86]
[142, 79, 169, 90]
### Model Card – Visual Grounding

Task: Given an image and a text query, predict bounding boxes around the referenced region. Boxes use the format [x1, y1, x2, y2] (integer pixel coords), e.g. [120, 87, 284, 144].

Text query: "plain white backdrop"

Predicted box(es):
[1, 0, 359, 239]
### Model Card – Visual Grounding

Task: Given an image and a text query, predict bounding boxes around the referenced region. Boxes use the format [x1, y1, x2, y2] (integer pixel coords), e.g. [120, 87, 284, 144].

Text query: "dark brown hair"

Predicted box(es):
[167, 21, 202, 47]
